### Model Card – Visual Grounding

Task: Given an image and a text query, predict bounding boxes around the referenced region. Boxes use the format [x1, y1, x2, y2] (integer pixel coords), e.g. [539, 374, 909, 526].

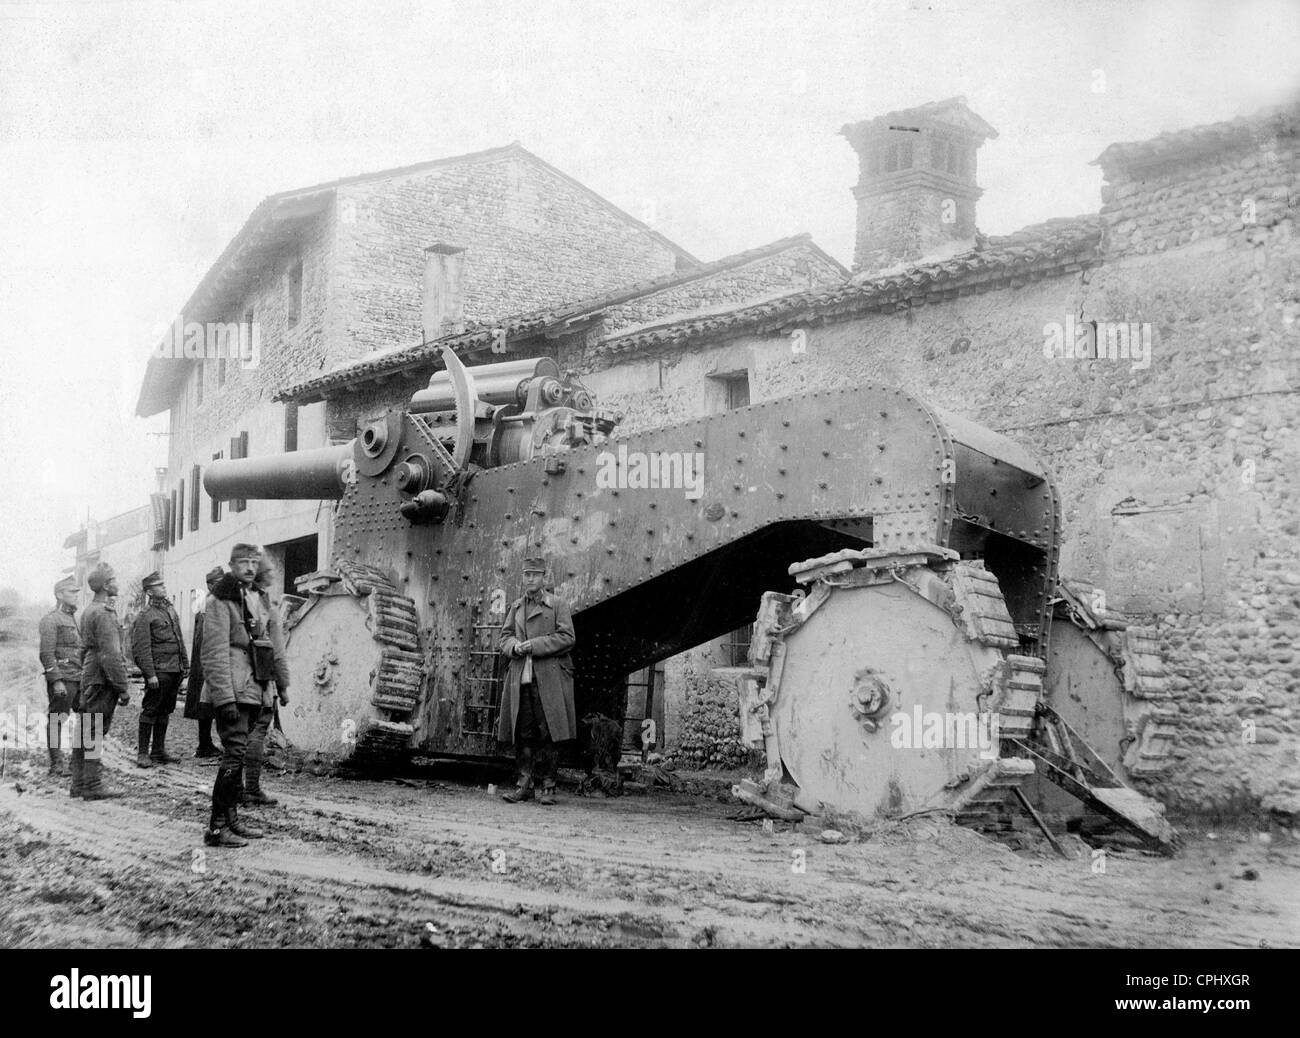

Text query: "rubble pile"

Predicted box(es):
[669, 675, 750, 769]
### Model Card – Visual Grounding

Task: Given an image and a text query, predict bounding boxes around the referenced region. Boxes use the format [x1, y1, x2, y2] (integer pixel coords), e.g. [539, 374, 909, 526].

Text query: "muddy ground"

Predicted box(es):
[1, 666, 1297, 949]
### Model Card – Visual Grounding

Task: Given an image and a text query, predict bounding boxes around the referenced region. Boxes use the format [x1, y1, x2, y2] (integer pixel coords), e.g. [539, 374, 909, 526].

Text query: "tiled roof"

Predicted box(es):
[1093, 100, 1299, 176]
[589, 215, 1102, 362]
[275, 234, 845, 402]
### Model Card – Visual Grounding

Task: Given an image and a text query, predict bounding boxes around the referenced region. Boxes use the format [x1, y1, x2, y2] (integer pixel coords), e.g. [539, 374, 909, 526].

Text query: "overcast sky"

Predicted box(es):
[0, 0, 1296, 601]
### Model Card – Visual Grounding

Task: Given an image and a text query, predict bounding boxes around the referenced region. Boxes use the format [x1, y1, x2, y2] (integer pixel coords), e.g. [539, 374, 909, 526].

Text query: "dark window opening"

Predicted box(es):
[176, 479, 185, 542]
[284, 402, 299, 452]
[287, 258, 303, 328]
[725, 373, 750, 410]
[268, 534, 318, 596]
[189, 465, 200, 531]
[167, 491, 176, 549]
[242, 307, 255, 369]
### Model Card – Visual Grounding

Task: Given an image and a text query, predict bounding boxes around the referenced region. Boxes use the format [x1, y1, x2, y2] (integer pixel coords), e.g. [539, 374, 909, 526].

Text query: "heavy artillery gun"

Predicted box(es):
[206, 350, 1178, 851]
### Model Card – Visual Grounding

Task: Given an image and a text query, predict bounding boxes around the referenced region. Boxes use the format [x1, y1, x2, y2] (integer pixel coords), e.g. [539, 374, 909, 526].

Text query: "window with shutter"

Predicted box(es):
[210, 451, 223, 523]
[230, 432, 249, 512]
[190, 464, 201, 531]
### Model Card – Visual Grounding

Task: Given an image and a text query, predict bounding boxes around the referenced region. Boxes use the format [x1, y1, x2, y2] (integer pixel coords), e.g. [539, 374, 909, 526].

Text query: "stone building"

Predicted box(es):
[143, 97, 1298, 816]
[62, 502, 165, 645]
[133, 143, 702, 629]
[552, 99, 1298, 816]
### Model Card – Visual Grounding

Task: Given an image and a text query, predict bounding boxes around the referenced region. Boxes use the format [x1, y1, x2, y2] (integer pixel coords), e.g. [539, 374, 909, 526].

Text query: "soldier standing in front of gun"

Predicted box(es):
[37, 576, 81, 777]
[497, 555, 576, 806]
[130, 571, 188, 768]
[201, 544, 290, 848]
[183, 565, 226, 759]
[240, 556, 280, 807]
[73, 563, 130, 800]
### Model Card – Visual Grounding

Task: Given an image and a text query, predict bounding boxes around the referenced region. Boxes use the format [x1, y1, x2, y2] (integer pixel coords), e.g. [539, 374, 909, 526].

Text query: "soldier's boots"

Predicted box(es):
[68, 751, 86, 797]
[221, 768, 263, 839]
[242, 773, 279, 807]
[81, 758, 124, 801]
[225, 803, 264, 840]
[502, 746, 535, 803]
[536, 785, 557, 806]
[203, 799, 248, 848]
[204, 825, 248, 848]
[47, 748, 69, 777]
[150, 718, 180, 765]
[136, 722, 153, 768]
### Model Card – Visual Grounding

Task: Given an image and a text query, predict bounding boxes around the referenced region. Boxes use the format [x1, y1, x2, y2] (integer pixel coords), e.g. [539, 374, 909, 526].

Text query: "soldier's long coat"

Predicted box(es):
[496, 592, 576, 744]
[200, 574, 289, 710]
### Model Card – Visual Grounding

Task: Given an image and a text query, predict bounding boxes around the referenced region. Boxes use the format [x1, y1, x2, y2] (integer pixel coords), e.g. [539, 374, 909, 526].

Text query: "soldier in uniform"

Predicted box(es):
[200, 544, 290, 848]
[497, 555, 576, 806]
[241, 556, 281, 806]
[130, 572, 188, 768]
[184, 565, 226, 759]
[37, 576, 81, 776]
[73, 562, 130, 800]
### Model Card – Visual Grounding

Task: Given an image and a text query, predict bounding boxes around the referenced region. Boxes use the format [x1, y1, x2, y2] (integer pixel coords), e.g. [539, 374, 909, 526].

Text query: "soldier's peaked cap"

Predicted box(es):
[53, 575, 80, 595]
[522, 556, 547, 572]
[229, 542, 262, 562]
[141, 571, 165, 588]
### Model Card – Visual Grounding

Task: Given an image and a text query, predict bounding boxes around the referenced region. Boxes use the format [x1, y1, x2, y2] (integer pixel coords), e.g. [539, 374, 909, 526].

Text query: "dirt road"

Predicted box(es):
[2, 722, 1297, 948]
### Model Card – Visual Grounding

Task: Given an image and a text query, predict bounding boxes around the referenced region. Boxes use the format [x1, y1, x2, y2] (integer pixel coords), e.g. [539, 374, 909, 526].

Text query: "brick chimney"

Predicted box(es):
[422, 243, 467, 341]
[841, 97, 997, 274]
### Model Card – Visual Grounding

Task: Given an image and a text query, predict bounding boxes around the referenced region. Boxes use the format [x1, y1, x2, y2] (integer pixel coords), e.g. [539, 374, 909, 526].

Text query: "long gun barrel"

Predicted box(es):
[204, 443, 353, 501]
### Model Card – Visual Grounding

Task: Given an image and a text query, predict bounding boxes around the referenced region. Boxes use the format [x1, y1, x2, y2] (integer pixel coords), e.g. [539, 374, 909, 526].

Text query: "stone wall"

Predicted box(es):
[180, 209, 335, 455]
[853, 180, 976, 273]
[323, 244, 843, 442]
[329, 153, 682, 367]
[598, 244, 843, 334]
[575, 126, 1300, 811]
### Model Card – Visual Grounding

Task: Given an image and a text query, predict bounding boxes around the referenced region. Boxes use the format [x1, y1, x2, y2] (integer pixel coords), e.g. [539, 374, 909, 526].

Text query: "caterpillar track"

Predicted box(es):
[283, 562, 425, 772]
[741, 548, 1176, 853]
